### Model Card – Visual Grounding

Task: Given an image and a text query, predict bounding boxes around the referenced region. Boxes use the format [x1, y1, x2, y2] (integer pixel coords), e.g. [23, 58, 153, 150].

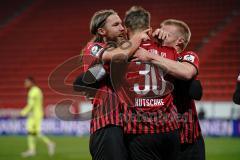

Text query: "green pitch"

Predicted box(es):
[205, 137, 240, 160]
[0, 136, 240, 160]
[0, 136, 91, 160]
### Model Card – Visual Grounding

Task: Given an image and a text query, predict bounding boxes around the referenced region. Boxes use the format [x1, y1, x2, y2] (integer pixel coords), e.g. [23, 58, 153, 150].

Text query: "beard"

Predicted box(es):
[106, 32, 127, 45]
[105, 33, 128, 50]
[116, 33, 128, 46]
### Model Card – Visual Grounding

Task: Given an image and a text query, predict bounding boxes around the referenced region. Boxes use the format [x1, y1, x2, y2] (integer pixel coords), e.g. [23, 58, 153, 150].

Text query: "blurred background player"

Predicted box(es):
[20, 77, 55, 157]
[233, 73, 240, 105]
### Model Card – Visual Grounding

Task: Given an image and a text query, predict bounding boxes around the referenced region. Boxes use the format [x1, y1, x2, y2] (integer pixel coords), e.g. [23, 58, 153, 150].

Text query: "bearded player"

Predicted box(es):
[74, 9, 149, 160]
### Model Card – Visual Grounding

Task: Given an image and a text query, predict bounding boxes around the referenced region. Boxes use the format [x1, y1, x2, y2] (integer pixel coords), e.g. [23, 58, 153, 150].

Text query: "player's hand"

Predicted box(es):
[133, 29, 151, 42]
[140, 28, 151, 41]
[19, 110, 26, 118]
[237, 73, 240, 82]
[132, 47, 151, 62]
[152, 28, 169, 42]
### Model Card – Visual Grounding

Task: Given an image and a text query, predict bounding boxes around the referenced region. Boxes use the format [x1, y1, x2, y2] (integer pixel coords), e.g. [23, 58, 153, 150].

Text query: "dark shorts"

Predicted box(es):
[178, 136, 205, 160]
[89, 125, 128, 160]
[126, 130, 180, 160]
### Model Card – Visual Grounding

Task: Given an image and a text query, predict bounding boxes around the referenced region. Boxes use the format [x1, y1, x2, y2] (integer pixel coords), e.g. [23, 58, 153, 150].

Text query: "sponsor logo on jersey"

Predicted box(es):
[90, 44, 104, 57]
[183, 54, 195, 63]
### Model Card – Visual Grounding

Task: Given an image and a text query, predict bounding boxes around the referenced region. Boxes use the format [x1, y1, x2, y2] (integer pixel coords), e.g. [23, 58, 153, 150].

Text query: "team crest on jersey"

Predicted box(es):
[183, 54, 195, 63]
[90, 44, 104, 56]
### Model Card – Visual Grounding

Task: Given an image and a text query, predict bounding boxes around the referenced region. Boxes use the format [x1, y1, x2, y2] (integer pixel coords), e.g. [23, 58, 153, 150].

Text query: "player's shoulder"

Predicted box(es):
[161, 45, 176, 51]
[83, 42, 105, 57]
[29, 86, 42, 96]
[159, 45, 176, 53]
[85, 42, 105, 48]
[181, 50, 198, 58]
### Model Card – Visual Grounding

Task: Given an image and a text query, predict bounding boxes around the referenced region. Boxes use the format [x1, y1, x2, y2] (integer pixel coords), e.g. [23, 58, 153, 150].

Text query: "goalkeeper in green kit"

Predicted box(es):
[20, 77, 55, 157]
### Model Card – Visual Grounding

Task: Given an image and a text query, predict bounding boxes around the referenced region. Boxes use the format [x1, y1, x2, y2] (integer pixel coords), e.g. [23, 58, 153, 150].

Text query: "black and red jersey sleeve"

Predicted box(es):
[82, 42, 105, 72]
[178, 51, 199, 74]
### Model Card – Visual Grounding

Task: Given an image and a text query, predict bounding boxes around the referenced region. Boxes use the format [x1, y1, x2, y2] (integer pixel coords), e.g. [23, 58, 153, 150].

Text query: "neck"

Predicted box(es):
[26, 85, 34, 90]
[103, 37, 118, 44]
[128, 31, 135, 39]
[175, 47, 182, 54]
[128, 30, 142, 39]
[103, 37, 108, 43]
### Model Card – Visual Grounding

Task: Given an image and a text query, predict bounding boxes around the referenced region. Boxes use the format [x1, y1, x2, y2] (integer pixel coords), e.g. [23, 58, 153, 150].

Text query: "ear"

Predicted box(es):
[176, 37, 184, 46]
[124, 26, 128, 33]
[125, 28, 130, 39]
[148, 27, 153, 35]
[97, 28, 106, 36]
[126, 27, 130, 34]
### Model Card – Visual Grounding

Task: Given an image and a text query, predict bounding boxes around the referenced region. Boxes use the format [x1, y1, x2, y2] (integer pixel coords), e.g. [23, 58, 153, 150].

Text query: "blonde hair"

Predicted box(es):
[161, 19, 191, 50]
[90, 9, 117, 42]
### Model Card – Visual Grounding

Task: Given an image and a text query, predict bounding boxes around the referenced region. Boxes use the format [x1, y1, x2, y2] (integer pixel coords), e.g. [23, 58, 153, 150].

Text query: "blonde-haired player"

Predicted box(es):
[152, 19, 205, 160]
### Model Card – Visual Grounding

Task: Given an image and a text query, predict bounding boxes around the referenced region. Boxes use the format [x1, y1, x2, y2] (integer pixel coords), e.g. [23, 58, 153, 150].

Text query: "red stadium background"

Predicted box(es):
[0, 0, 240, 159]
[0, 0, 240, 130]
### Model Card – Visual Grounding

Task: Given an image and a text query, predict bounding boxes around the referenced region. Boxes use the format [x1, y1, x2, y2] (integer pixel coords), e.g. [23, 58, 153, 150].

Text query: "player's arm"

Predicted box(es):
[101, 29, 150, 62]
[20, 94, 35, 116]
[152, 55, 202, 99]
[134, 48, 197, 80]
[73, 69, 102, 98]
[73, 72, 101, 91]
[233, 74, 240, 105]
[73, 44, 107, 97]
[75, 29, 150, 91]
[134, 48, 202, 99]
[188, 79, 202, 100]
[20, 105, 32, 116]
[151, 56, 197, 80]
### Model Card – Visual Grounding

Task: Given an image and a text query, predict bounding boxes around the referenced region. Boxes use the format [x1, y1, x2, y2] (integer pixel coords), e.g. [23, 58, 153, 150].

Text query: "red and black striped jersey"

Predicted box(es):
[111, 41, 179, 134]
[82, 42, 123, 134]
[174, 51, 202, 143]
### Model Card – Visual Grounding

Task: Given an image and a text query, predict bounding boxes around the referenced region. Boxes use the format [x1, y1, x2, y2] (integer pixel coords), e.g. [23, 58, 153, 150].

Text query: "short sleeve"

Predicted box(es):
[82, 42, 105, 72]
[178, 51, 199, 73]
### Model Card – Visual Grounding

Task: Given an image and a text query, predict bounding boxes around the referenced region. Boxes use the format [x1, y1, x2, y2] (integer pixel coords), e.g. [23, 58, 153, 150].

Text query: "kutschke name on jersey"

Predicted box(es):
[135, 98, 164, 107]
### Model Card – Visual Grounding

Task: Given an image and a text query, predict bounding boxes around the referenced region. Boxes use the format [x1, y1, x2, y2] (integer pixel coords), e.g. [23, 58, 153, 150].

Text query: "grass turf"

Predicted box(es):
[0, 136, 240, 160]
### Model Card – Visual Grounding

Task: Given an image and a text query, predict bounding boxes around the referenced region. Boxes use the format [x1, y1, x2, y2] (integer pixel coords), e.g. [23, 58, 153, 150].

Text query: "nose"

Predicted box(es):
[119, 24, 124, 32]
